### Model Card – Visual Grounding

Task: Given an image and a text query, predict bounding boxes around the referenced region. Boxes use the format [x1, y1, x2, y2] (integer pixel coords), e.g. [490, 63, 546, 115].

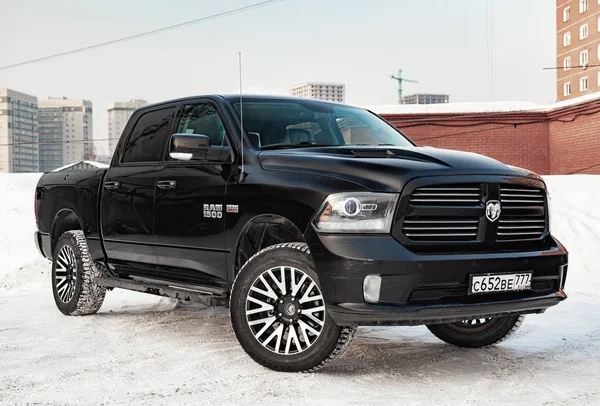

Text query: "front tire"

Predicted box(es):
[427, 315, 525, 348]
[52, 230, 107, 316]
[230, 242, 356, 372]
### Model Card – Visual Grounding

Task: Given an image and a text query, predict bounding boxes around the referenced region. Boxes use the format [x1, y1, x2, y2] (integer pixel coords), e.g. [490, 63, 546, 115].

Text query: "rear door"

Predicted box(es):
[100, 105, 175, 275]
[153, 101, 233, 284]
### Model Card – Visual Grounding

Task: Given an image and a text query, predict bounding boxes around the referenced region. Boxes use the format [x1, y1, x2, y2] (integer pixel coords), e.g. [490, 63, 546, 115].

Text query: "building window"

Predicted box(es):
[580, 49, 589, 66]
[564, 31, 571, 47]
[580, 0, 588, 13]
[564, 82, 571, 96]
[564, 56, 572, 71]
[598, 71, 600, 87]
[580, 23, 589, 39]
[564, 7, 571, 22]
[580, 76, 589, 91]
[598, 16, 600, 32]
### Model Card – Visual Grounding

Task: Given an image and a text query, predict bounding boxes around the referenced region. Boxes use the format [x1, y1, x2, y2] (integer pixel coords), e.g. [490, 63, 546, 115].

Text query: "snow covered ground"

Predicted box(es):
[1, 173, 599, 405]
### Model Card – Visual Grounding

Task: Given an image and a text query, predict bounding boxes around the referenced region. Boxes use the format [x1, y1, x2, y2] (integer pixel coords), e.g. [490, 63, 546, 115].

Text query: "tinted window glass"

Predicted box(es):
[232, 100, 412, 148]
[177, 104, 228, 147]
[122, 108, 174, 163]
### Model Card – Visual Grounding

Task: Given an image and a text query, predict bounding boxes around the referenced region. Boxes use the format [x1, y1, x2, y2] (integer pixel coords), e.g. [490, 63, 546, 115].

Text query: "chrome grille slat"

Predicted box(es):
[498, 225, 545, 230]
[404, 226, 478, 230]
[497, 185, 546, 241]
[404, 220, 478, 224]
[498, 231, 544, 236]
[405, 233, 478, 237]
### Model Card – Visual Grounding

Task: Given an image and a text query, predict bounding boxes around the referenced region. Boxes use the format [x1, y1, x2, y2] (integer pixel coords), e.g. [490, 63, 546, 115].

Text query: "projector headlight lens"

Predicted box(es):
[312, 192, 399, 233]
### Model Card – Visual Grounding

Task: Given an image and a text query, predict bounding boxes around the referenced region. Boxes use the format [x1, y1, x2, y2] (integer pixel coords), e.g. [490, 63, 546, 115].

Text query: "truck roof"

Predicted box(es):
[135, 94, 351, 113]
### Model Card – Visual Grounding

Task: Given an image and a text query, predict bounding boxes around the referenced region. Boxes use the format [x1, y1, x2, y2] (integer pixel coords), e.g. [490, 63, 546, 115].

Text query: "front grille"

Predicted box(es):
[397, 180, 549, 247]
[409, 185, 481, 206]
[402, 218, 479, 241]
[498, 186, 546, 241]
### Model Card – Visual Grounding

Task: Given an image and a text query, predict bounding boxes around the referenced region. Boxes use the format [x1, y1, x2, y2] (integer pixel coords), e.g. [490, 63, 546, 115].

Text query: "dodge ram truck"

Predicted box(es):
[34, 95, 568, 372]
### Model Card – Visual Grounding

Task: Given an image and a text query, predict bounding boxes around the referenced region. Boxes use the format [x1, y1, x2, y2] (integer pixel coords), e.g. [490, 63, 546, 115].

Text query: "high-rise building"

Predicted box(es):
[556, 0, 600, 101]
[291, 83, 345, 103]
[402, 94, 450, 105]
[0, 88, 39, 173]
[108, 99, 148, 153]
[38, 97, 93, 172]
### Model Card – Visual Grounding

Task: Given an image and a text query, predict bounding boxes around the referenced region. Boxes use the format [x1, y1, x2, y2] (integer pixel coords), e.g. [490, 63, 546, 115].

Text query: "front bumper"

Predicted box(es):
[305, 229, 568, 326]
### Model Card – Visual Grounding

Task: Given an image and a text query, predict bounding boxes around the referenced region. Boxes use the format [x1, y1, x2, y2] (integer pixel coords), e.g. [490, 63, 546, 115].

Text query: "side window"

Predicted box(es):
[121, 108, 174, 163]
[176, 104, 229, 147]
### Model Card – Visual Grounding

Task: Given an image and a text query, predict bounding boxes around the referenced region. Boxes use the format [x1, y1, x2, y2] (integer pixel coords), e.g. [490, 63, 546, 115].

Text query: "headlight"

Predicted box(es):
[312, 192, 399, 233]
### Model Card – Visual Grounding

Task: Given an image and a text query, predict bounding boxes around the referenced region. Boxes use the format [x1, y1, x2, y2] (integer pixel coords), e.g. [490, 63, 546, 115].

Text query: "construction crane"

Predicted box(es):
[391, 69, 418, 104]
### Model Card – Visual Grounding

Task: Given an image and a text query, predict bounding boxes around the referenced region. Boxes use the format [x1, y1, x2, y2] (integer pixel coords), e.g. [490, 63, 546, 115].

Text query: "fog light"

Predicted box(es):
[363, 275, 382, 304]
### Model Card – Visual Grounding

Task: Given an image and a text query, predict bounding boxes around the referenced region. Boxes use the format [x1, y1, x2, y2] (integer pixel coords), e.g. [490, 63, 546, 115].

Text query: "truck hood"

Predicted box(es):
[258, 146, 542, 192]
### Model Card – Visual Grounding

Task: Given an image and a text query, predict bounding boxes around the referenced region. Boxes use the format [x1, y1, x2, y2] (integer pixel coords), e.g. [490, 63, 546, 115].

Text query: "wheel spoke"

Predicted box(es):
[298, 319, 319, 338]
[299, 282, 323, 304]
[253, 317, 276, 339]
[250, 276, 278, 300]
[246, 296, 274, 316]
[56, 255, 69, 269]
[262, 324, 284, 349]
[302, 306, 325, 326]
[284, 325, 300, 355]
[291, 272, 307, 297]
[56, 277, 69, 293]
[267, 268, 286, 295]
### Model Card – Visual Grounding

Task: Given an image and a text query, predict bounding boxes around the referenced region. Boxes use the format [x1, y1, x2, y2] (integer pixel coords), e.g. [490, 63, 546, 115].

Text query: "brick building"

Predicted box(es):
[556, 0, 600, 101]
[371, 92, 600, 175]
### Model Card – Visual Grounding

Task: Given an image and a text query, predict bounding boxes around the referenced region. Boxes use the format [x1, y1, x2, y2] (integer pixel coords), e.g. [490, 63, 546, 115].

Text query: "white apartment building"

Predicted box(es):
[38, 97, 93, 172]
[291, 83, 345, 103]
[0, 88, 39, 173]
[108, 99, 148, 153]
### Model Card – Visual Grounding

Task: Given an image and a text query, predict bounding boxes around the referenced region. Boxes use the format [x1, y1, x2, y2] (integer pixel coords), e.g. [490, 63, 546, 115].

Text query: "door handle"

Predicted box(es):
[104, 181, 120, 190]
[157, 180, 177, 190]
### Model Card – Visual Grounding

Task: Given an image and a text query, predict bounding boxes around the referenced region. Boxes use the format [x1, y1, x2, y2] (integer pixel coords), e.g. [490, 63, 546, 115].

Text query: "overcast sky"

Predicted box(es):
[0, 0, 556, 153]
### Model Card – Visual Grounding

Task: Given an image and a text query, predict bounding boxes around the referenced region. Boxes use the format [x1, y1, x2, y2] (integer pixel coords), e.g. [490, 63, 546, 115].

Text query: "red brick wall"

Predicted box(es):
[380, 100, 600, 175]
[549, 105, 600, 174]
[382, 113, 551, 174]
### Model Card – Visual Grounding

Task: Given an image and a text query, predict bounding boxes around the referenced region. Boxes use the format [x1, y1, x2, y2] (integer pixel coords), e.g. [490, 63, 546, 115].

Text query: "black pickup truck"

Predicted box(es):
[34, 95, 568, 372]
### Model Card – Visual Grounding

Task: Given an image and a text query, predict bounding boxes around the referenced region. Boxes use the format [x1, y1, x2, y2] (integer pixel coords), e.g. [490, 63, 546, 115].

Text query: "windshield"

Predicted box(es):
[232, 99, 414, 149]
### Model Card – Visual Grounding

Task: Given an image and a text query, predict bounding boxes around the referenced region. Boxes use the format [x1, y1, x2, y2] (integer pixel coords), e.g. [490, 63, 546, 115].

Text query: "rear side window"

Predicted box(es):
[121, 108, 174, 163]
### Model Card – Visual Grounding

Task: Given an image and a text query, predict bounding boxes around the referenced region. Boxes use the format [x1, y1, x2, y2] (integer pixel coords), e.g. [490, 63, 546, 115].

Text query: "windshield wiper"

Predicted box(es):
[261, 142, 334, 150]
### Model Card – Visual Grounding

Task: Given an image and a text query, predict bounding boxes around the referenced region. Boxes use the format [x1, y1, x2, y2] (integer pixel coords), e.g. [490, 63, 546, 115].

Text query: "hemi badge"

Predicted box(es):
[226, 205, 239, 213]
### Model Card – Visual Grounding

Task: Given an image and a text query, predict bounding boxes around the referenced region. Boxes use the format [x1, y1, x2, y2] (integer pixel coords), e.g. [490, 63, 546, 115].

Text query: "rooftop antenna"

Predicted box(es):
[238, 51, 247, 183]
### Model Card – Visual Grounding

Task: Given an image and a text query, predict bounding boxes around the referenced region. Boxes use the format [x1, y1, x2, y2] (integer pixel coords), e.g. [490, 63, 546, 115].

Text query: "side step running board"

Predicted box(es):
[96, 276, 229, 307]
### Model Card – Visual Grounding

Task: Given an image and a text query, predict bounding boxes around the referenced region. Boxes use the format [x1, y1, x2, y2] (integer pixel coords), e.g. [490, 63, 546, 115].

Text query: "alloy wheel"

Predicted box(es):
[55, 245, 78, 303]
[245, 266, 326, 355]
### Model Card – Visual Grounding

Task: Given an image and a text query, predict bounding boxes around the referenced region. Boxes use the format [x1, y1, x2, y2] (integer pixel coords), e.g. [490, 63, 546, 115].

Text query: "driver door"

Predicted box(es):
[152, 101, 233, 283]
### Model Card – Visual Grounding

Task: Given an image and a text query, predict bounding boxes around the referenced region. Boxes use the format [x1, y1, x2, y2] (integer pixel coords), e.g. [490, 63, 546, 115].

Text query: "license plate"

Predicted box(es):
[469, 272, 532, 295]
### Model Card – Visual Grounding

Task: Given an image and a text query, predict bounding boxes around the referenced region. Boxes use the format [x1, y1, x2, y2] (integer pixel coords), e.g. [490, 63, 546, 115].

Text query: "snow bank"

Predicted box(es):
[0, 173, 46, 288]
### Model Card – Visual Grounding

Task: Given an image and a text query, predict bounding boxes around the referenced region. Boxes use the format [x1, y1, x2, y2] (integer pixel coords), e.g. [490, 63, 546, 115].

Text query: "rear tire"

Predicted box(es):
[51, 230, 107, 316]
[427, 315, 525, 348]
[230, 242, 356, 372]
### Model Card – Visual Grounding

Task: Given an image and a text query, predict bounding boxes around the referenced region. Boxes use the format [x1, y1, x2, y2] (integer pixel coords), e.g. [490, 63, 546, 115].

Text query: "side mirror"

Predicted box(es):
[169, 133, 211, 161]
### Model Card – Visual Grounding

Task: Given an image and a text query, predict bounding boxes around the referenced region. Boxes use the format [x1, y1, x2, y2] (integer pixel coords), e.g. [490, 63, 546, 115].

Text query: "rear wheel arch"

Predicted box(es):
[233, 214, 307, 280]
[51, 209, 83, 257]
